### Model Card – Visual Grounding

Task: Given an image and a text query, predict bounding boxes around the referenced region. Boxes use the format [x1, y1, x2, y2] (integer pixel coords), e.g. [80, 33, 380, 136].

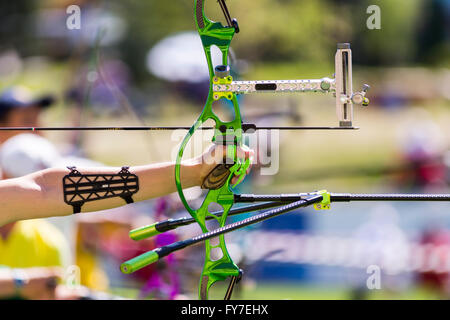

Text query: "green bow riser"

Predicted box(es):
[174, 0, 247, 300]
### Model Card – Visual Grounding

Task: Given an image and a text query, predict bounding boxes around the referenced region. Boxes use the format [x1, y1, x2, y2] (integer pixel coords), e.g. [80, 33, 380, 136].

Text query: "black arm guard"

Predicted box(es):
[63, 166, 139, 214]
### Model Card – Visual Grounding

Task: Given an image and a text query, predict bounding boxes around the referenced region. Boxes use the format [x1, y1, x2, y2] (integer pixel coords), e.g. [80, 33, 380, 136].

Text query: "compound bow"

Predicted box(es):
[119, 0, 450, 300]
[120, 0, 372, 300]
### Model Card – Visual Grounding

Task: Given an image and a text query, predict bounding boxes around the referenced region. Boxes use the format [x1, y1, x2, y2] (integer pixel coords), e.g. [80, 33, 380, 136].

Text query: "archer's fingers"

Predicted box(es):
[236, 144, 254, 162]
[230, 146, 254, 184]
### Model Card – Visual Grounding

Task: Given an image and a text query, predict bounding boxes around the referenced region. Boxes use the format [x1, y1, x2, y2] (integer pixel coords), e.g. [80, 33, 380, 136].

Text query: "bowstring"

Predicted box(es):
[217, 0, 233, 27]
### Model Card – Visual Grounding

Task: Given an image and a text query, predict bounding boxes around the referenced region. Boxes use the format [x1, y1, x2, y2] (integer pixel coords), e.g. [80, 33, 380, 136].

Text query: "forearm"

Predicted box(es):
[0, 160, 203, 226]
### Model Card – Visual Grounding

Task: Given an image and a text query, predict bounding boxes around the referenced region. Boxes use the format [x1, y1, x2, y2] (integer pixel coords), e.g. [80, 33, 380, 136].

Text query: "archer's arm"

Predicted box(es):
[0, 162, 196, 226]
[0, 145, 253, 226]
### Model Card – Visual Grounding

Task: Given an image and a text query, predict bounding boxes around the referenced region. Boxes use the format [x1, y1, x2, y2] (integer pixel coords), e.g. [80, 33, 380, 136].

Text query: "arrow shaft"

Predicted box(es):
[0, 126, 359, 131]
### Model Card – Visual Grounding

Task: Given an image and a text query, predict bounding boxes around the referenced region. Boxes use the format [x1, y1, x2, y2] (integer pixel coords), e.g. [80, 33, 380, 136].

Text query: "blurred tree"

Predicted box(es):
[416, 0, 450, 67]
[1, 0, 448, 86]
[220, 0, 337, 63]
[110, 0, 340, 81]
[0, 1, 39, 56]
[352, 0, 425, 66]
[114, 0, 194, 82]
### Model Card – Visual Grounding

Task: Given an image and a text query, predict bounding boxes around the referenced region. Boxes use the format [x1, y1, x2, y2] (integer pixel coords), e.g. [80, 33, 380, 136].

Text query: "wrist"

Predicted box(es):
[180, 160, 204, 187]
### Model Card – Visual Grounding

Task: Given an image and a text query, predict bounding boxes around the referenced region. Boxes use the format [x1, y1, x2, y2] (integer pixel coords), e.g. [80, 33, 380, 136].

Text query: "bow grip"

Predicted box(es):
[201, 163, 234, 190]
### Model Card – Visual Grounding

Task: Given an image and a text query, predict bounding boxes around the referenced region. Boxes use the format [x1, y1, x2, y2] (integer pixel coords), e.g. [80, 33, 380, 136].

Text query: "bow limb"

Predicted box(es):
[175, 123, 242, 300]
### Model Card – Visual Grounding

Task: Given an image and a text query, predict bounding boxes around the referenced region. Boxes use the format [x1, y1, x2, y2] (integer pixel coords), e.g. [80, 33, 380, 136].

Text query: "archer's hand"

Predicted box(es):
[19, 267, 63, 300]
[197, 144, 254, 187]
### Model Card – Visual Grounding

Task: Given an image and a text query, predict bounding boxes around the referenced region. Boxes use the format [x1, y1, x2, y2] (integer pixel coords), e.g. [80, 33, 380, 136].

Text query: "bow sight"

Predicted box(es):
[212, 42, 370, 129]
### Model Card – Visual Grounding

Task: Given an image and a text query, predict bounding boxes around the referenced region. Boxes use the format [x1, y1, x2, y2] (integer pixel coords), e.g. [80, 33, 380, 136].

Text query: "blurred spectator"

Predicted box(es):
[349, 204, 409, 299]
[417, 227, 450, 298]
[0, 86, 54, 145]
[74, 212, 134, 292]
[0, 132, 130, 299]
[396, 110, 448, 190]
[0, 85, 182, 298]
[0, 87, 69, 299]
[136, 197, 183, 299]
[72, 197, 188, 299]
[0, 86, 106, 299]
[0, 133, 119, 294]
[0, 134, 71, 299]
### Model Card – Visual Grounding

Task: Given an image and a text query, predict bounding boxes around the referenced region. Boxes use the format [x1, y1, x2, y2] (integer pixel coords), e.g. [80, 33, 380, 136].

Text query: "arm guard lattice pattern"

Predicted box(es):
[63, 166, 139, 214]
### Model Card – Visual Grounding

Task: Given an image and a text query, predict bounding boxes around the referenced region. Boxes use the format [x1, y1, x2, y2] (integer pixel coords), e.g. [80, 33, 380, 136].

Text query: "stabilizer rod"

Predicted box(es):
[130, 192, 450, 241]
[120, 195, 323, 274]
